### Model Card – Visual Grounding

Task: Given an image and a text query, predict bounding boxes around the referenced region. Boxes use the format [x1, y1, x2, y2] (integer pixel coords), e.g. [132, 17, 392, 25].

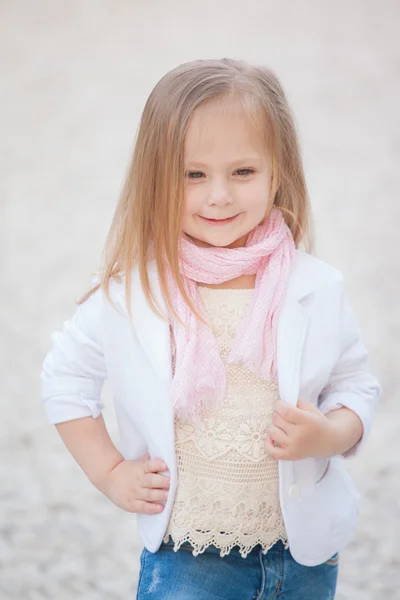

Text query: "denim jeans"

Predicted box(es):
[136, 538, 339, 599]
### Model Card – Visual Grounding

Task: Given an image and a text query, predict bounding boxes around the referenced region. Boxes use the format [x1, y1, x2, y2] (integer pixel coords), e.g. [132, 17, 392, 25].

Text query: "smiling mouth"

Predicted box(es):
[199, 214, 239, 224]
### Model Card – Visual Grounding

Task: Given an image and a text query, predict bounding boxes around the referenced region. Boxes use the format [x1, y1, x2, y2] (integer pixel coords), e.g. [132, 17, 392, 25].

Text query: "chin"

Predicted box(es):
[197, 233, 247, 249]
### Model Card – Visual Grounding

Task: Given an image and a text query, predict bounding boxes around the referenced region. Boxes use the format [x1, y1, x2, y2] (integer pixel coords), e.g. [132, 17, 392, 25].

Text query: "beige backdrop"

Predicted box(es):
[2, 1, 399, 598]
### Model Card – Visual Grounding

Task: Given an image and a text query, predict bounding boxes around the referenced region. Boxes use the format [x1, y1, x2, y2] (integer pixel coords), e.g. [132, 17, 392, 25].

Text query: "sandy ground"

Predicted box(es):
[1, 1, 400, 598]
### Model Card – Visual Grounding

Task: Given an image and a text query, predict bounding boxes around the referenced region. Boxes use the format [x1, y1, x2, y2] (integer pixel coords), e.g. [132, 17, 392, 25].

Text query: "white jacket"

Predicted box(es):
[41, 251, 380, 566]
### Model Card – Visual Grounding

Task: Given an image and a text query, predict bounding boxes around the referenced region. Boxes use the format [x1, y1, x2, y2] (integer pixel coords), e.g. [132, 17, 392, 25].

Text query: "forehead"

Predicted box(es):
[184, 97, 269, 162]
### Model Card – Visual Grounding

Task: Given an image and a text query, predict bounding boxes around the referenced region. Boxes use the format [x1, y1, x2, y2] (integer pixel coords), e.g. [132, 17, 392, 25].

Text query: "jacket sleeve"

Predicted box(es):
[317, 279, 381, 459]
[41, 288, 107, 424]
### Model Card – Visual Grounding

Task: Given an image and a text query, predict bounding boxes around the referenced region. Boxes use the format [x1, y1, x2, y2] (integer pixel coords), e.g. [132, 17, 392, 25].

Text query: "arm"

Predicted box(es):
[265, 278, 380, 461]
[55, 415, 124, 491]
[41, 290, 121, 490]
[318, 279, 381, 458]
[41, 289, 107, 424]
[324, 407, 363, 457]
[55, 408, 171, 515]
[41, 289, 172, 514]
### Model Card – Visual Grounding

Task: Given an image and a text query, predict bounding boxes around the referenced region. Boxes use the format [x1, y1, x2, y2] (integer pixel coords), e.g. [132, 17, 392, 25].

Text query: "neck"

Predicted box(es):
[198, 273, 256, 290]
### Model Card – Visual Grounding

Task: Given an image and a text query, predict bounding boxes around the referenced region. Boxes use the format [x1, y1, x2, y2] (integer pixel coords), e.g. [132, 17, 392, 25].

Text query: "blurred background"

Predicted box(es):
[1, 1, 399, 598]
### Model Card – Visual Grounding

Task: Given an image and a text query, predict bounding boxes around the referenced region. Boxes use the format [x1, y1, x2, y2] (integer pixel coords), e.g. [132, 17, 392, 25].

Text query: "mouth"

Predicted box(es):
[198, 214, 240, 225]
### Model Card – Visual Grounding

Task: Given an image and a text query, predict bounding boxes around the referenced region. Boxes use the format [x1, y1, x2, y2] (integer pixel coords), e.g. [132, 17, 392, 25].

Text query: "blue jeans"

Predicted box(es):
[136, 538, 339, 599]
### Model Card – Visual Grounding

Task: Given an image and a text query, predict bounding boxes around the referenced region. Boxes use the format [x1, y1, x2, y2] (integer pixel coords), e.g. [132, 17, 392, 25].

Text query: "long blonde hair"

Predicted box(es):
[79, 58, 314, 319]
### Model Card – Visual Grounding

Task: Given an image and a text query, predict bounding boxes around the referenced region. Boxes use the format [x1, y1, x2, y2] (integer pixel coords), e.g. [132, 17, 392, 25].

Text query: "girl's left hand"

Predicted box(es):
[264, 399, 336, 460]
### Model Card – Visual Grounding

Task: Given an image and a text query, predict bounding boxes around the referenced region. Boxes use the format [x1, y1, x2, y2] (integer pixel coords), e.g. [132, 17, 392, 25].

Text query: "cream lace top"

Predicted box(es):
[164, 286, 288, 558]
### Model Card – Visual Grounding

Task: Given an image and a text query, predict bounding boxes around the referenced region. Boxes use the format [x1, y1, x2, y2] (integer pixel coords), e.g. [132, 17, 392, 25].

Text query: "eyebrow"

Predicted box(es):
[185, 157, 262, 169]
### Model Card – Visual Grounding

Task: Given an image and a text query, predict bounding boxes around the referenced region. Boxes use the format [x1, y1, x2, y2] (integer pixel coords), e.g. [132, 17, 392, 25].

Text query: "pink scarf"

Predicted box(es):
[167, 207, 295, 422]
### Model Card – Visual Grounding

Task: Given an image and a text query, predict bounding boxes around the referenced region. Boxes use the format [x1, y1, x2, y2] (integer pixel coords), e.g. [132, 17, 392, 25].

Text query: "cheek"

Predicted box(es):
[241, 177, 271, 207]
[181, 190, 200, 236]
[183, 187, 201, 217]
[243, 190, 271, 221]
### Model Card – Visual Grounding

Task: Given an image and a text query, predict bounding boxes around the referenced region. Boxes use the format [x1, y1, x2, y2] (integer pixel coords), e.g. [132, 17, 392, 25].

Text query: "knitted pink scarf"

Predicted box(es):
[168, 207, 295, 422]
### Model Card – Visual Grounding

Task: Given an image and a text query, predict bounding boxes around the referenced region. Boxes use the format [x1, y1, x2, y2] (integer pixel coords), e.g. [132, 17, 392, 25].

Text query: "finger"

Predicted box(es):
[267, 425, 288, 446]
[139, 487, 169, 503]
[143, 458, 169, 474]
[135, 500, 165, 515]
[272, 412, 295, 434]
[264, 435, 289, 460]
[142, 472, 171, 490]
[276, 400, 306, 425]
[297, 398, 320, 414]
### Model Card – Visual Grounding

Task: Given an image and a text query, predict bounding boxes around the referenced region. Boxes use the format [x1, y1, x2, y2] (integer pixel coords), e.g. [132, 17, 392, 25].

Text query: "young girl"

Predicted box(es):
[41, 58, 380, 599]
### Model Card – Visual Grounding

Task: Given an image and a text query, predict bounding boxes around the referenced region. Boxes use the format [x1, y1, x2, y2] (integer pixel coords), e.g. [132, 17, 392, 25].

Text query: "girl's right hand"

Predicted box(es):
[100, 451, 171, 514]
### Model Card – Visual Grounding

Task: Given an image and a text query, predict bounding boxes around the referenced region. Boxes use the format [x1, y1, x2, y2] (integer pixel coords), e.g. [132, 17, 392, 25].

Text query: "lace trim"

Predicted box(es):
[162, 532, 289, 559]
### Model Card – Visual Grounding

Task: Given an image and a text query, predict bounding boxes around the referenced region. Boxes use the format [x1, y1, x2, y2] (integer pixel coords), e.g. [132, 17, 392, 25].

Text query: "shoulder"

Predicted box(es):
[288, 250, 344, 300]
[73, 286, 107, 342]
[294, 250, 343, 282]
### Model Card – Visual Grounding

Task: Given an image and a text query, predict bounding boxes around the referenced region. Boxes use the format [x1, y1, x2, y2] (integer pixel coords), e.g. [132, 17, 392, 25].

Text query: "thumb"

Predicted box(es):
[297, 398, 319, 413]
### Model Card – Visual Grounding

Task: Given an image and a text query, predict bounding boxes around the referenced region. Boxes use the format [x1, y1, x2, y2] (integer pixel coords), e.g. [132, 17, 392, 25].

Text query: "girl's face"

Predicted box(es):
[182, 98, 273, 249]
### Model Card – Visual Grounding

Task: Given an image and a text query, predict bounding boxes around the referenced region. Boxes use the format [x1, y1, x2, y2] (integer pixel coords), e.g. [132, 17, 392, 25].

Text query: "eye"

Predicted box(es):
[186, 171, 205, 179]
[235, 168, 254, 176]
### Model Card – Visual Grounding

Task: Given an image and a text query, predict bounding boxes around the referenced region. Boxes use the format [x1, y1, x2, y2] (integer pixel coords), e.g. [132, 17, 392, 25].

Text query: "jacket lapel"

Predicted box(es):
[276, 253, 317, 406]
[277, 297, 310, 406]
[115, 264, 172, 387]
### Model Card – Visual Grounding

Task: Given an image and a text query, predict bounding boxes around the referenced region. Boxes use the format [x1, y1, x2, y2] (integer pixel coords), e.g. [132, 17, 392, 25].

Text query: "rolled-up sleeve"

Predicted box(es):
[41, 289, 107, 424]
[318, 280, 381, 459]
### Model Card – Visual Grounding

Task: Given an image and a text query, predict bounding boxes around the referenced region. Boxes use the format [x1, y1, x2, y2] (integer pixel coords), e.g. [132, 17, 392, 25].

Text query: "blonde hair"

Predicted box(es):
[79, 58, 314, 319]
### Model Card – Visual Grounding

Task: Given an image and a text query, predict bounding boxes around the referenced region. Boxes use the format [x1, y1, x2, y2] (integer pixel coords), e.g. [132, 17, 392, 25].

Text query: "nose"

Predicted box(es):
[207, 178, 233, 206]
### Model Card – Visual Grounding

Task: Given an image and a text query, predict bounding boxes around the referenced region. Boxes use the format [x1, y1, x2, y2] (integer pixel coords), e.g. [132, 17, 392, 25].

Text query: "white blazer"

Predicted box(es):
[41, 251, 380, 566]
